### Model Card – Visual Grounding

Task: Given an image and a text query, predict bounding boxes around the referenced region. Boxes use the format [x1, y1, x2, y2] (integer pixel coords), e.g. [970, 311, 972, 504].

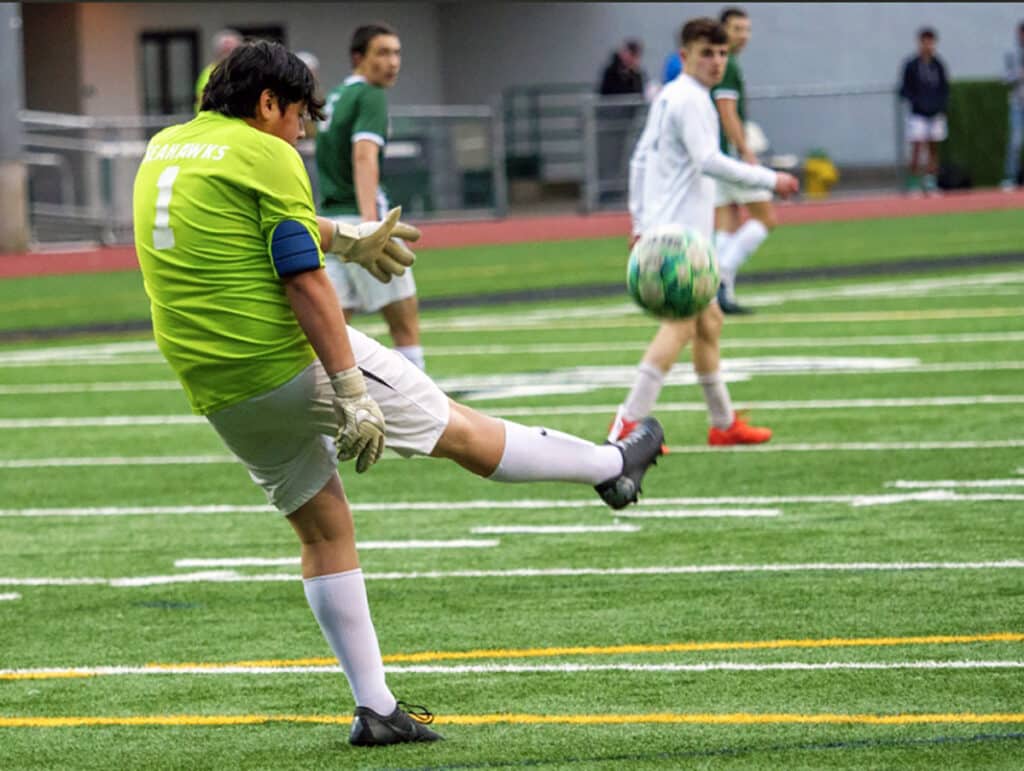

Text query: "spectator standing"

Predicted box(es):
[1001, 21, 1024, 191]
[194, 28, 243, 113]
[899, 28, 949, 196]
[597, 40, 647, 204]
[599, 39, 646, 96]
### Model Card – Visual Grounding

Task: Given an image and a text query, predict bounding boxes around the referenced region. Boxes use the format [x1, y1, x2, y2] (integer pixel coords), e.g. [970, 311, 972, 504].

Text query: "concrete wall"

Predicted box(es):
[21, 3, 82, 113]
[72, 2, 443, 115]
[438, 2, 1023, 164]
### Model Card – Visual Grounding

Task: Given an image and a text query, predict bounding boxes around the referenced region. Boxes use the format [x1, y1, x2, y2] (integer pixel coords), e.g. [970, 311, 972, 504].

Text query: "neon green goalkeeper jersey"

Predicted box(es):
[133, 111, 323, 415]
[316, 75, 389, 215]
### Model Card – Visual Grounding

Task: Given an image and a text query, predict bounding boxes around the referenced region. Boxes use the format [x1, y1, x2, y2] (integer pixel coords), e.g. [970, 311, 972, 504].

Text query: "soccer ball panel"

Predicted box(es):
[626, 225, 720, 319]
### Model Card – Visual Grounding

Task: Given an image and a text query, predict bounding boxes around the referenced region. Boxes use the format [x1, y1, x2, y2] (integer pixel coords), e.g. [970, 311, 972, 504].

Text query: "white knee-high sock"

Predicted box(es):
[395, 345, 425, 371]
[303, 569, 396, 715]
[718, 219, 769, 281]
[488, 420, 623, 484]
[698, 371, 734, 429]
[622, 361, 667, 422]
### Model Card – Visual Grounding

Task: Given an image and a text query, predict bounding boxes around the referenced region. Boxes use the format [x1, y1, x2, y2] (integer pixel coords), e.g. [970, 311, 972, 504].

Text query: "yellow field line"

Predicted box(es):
[2, 632, 1020, 681]
[3, 712, 1024, 729]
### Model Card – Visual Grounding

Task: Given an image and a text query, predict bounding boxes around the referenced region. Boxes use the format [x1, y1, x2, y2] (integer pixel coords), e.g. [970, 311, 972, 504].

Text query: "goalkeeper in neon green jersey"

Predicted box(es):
[134, 39, 662, 749]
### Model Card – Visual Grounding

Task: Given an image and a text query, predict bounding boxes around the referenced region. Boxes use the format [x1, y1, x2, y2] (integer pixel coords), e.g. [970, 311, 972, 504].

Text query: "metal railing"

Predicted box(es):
[19, 103, 507, 244]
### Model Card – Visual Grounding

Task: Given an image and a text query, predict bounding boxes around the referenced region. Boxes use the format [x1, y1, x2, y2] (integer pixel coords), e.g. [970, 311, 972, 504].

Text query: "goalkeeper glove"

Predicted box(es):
[329, 206, 420, 283]
[329, 367, 386, 473]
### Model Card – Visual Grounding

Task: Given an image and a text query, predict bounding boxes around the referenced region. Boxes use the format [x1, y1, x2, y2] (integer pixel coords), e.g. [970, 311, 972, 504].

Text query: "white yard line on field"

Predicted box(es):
[3, 395, 1020, 431]
[887, 479, 1024, 489]
[0, 593, 21, 601]
[0, 416, 203, 429]
[0, 381, 180, 394]
[470, 525, 641, 534]
[2, 490, 1022, 518]
[489, 395, 1024, 417]
[3, 660, 1023, 679]
[614, 509, 781, 519]
[666, 439, 1024, 454]
[174, 541, 499, 566]
[0, 455, 237, 468]
[2, 560, 1023, 588]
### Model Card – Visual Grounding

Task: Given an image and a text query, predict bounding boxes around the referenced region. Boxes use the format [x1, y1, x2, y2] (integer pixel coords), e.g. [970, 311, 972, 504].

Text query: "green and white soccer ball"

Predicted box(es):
[627, 224, 720, 319]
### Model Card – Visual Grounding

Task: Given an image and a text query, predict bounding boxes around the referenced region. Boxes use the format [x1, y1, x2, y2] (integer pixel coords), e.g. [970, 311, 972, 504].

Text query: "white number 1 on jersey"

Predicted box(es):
[153, 166, 180, 250]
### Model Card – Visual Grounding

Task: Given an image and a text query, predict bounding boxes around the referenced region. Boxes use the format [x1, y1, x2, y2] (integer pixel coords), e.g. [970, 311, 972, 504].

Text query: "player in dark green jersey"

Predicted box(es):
[710, 7, 779, 314]
[316, 23, 425, 371]
[135, 38, 663, 750]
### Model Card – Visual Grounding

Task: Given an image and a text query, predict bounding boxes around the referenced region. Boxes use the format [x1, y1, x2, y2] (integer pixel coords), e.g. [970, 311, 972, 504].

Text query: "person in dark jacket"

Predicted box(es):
[599, 39, 645, 95]
[596, 40, 647, 204]
[899, 27, 949, 195]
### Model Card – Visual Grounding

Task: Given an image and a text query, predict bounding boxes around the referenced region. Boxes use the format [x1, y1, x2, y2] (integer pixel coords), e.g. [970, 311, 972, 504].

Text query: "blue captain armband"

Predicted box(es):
[271, 220, 321, 276]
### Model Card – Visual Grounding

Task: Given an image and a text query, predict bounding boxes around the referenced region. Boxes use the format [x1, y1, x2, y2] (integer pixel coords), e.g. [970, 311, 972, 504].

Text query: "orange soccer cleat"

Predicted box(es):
[708, 412, 772, 446]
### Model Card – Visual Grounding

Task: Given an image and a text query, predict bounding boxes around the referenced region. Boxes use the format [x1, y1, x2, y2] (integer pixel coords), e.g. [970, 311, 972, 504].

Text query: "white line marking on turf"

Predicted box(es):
[489, 395, 1024, 417]
[6, 395, 1020, 431]
[0, 455, 237, 469]
[0, 416, 203, 429]
[614, 509, 781, 519]
[8, 361, 1024, 398]
[3, 561, 1024, 588]
[887, 479, 1024, 489]
[0, 593, 21, 601]
[4, 660, 1024, 678]
[174, 542, 499, 567]
[0, 381, 180, 395]
[666, 439, 1024, 454]
[4, 490, 1023, 519]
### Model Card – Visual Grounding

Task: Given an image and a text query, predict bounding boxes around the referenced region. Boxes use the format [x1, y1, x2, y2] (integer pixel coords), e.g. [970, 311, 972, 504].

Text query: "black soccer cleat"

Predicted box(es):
[594, 416, 665, 510]
[717, 283, 754, 315]
[349, 701, 444, 746]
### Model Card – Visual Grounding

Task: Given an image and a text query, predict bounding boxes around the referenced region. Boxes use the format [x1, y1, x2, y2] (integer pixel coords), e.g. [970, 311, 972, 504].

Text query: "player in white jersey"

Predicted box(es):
[610, 17, 798, 447]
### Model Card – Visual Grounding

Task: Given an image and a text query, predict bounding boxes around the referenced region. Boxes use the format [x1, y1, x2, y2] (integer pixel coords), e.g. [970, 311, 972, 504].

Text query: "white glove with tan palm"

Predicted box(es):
[328, 206, 420, 283]
[329, 367, 386, 473]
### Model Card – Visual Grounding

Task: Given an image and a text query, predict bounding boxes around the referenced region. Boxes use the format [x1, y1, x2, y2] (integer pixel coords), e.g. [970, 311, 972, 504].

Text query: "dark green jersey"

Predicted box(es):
[710, 54, 745, 154]
[316, 75, 389, 216]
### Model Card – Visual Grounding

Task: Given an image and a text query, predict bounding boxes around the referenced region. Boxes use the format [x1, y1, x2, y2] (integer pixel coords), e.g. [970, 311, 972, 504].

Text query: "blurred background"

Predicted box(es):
[1, 2, 1022, 247]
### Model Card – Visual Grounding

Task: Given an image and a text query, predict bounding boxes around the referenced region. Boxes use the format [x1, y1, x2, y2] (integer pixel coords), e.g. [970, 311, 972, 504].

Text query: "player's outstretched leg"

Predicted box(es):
[432, 402, 663, 510]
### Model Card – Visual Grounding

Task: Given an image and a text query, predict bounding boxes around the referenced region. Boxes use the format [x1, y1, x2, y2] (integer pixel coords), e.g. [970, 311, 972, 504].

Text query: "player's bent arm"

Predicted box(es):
[352, 139, 382, 222]
[282, 267, 356, 375]
[283, 268, 386, 472]
[714, 97, 749, 158]
[701, 150, 777, 190]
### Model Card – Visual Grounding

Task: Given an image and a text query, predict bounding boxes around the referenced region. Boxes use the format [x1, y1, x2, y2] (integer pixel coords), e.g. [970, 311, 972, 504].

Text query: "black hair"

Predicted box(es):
[681, 17, 728, 47]
[624, 39, 643, 56]
[200, 39, 325, 121]
[350, 22, 398, 66]
[918, 27, 937, 41]
[719, 7, 748, 25]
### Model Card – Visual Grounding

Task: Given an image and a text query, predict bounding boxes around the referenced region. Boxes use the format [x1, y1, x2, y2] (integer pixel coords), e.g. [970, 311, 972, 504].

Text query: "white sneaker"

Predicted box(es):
[1000, 179, 1018, 192]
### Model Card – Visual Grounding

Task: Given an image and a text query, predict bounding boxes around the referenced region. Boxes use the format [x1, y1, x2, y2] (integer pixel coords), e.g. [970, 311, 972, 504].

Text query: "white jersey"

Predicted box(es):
[629, 73, 777, 238]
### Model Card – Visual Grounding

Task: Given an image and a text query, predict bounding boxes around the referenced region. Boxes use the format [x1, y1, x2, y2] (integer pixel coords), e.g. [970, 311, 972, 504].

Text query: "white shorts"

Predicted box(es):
[906, 113, 948, 143]
[206, 326, 449, 515]
[325, 214, 417, 313]
[714, 179, 773, 208]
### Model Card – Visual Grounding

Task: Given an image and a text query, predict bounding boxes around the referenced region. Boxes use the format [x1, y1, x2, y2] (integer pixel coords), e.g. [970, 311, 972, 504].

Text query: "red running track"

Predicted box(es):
[2, 188, 1022, 279]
